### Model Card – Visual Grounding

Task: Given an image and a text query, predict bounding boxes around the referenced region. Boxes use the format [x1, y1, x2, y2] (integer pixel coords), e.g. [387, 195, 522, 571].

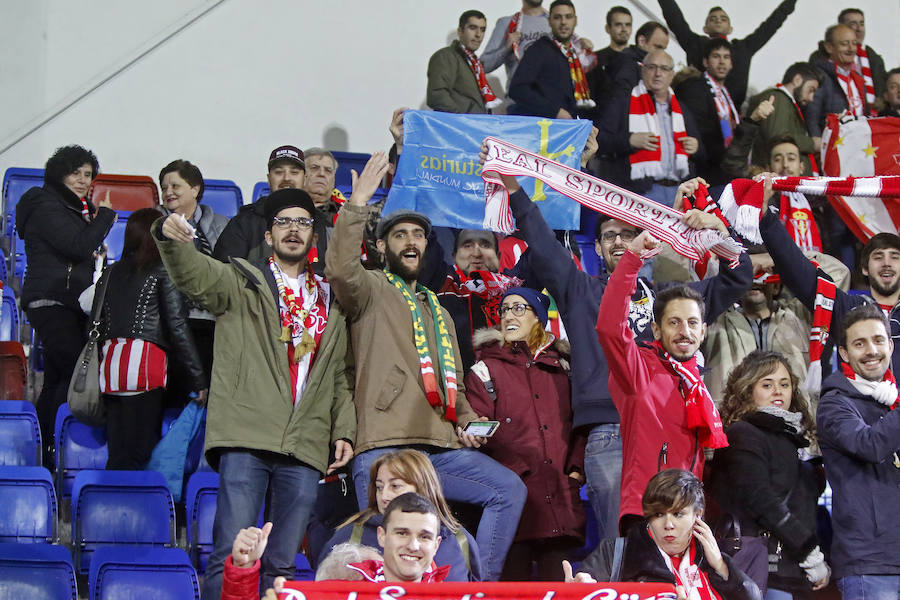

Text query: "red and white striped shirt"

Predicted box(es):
[100, 338, 168, 394]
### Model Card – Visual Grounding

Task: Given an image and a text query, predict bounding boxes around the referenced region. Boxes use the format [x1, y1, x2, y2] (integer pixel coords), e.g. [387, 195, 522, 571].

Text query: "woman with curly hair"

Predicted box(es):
[16, 145, 116, 461]
[710, 350, 829, 599]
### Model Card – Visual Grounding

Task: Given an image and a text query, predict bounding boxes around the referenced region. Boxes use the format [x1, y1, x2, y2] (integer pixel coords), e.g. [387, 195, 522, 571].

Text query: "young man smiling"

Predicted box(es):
[817, 304, 900, 597]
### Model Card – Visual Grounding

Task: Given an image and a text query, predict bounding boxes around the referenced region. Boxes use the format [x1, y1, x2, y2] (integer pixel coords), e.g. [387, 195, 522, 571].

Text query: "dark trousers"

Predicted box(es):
[26, 305, 87, 464]
[501, 537, 581, 581]
[104, 389, 164, 470]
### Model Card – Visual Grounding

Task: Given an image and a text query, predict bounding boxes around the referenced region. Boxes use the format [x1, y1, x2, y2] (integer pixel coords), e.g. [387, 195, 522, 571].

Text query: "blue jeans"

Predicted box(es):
[644, 183, 680, 208]
[765, 588, 794, 600]
[201, 450, 319, 600]
[353, 446, 526, 582]
[837, 575, 900, 600]
[583, 424, 622, 542]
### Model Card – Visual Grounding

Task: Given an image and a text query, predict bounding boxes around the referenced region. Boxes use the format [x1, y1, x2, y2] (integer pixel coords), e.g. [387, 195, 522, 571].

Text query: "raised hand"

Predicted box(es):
[349, 152, 389, 207]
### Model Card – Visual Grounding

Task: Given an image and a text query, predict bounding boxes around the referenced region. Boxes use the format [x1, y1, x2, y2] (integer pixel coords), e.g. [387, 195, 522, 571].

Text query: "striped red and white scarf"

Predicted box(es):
[704, 72, 739, 147]
[100, 338, 167, 394]
[649, 340, 728, 449]
[553, 39, 595, 108]
[773, 84, 820, 174]
[628, 81, 689, 181]
[481, 137, 742, 265]
[840, 362, 899, 409]
[459, 44, 501, 109]
[834, 63, 866, 117]
[779, 192, 821, 252]
[663, 538, 724, 600]
[802, 271, 836, 392]
[855, 44, 877, 110]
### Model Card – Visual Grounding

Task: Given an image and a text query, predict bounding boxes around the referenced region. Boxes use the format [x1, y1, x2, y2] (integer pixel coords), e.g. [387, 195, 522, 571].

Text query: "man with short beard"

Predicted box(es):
[596, 229, 729, 534]
[156, 188, 356, 599]
[759, 178, 900, 376]
[817, 304, 900, 595]
[325, 153, 526, 582]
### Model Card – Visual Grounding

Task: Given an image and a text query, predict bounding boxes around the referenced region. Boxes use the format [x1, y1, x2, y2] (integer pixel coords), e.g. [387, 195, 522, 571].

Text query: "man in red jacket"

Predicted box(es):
[596, 230, 728, 535]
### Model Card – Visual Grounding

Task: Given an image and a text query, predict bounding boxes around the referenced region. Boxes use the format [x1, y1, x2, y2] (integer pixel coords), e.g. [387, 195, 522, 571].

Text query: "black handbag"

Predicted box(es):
[67, 269, 111, 427]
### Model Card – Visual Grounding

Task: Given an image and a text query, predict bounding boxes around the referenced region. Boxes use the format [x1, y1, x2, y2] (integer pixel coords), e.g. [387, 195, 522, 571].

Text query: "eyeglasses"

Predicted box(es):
[272, 216, 314, 230]
[641, 63, 674, 73]
[600, 230, 637, 243]
[499, 303, 534, 318]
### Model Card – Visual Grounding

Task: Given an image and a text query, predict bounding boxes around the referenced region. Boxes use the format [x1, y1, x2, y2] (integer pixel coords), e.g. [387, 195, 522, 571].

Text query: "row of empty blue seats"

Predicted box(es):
[0, 542, 200, 599]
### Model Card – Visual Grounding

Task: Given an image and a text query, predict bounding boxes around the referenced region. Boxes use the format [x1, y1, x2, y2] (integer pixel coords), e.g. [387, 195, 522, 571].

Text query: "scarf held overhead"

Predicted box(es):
[384, 270, 459, 422]
[480, 137, 743, 265]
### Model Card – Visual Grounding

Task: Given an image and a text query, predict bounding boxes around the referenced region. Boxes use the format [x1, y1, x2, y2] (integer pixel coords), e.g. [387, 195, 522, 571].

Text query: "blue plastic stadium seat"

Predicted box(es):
[0, 466, 57, 543]
[104, 217, 129, 263]
[11, 228, 25, 287]
[71, 470, 176, 575]
[202, 179, 243, 218]
[0, 248, 8, 284]
[2, 167, 44, 238]
[0, 400, 41, 466]
[0, 286, 20, 342]
[54, 404, 108, 501]
[332, 151, 371, 188]
[295, 552, 315, 580]
[252, 181, 270, 203]
[89, 546, 199, 600]
[184, 470, 218, 573]
[0, 541, 77, 599]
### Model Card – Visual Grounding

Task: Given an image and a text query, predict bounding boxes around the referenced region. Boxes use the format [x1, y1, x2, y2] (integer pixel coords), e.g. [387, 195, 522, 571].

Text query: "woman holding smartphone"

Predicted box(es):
[465, 287, 586, 581]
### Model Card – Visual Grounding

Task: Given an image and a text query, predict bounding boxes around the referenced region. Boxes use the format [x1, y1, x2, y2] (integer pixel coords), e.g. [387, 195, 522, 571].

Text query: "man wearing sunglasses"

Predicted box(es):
[156, 187, 356, 599]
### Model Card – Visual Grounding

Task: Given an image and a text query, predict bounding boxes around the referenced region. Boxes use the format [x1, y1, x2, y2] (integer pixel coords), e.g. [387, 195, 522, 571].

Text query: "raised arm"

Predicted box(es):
[324, 153, 390, 320]
[740, 0, 797, 54]
[656, 0, 704, 63]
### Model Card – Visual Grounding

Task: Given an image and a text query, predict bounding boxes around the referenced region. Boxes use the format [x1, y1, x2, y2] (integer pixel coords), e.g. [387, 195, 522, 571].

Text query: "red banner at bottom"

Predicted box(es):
[279, 581, 676, 600]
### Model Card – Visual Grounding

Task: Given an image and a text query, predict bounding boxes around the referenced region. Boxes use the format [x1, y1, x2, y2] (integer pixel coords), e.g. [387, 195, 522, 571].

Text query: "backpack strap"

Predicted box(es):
[455, 529, 471, 574]
[349, 513, 372, 545]
[611, 536, 626, 581]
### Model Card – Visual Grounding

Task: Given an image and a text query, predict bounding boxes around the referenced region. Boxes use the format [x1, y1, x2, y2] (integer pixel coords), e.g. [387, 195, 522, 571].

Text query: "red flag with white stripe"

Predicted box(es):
[822, 114, 900, 240]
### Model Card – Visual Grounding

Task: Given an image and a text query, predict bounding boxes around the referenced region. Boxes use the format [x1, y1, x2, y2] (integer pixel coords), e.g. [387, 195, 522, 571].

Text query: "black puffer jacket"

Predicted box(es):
[97, 257, 206, 392]
[581, 522, 761, 600]
[710, 412, 821, 593]
[16, 180, 116, 308]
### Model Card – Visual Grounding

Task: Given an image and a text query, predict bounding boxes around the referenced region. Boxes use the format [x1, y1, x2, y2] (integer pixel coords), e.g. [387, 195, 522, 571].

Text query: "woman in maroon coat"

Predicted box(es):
[465, 287, 586, 581]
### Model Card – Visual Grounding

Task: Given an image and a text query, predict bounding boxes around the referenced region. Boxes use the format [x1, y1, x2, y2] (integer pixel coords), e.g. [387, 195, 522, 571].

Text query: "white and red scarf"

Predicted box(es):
[660, 538, 724, 600]
[459, 45, 501, 109]
[628, 81, 690, 181]
[506, 10, 535, 60]
[650, 340, 728, 449]
[553, 39, 595, 108]
[841, 362, 899, 409]
[269, 258, 329, 404]
[802, 271, 836, 392]
[855, 44, 877, 111]
[443, 267, 521, 327]
[347, 560, 450, 583]
[100, 338, 167, 394]
[681, 184, 730, 279]
[834, 63, 866, 117]
[480, 137, 743, 266]
[779, 192, 822, 252]
[704, 72, 739, 148]
[774, 83, 820, 174]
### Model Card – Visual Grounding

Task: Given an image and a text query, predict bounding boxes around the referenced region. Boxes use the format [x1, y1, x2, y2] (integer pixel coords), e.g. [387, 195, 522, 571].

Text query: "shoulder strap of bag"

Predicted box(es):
[349, 513, 373, 546]
[611, 536, 626, 581]
[89, 267, 112, 326]
[455, 529, 471, 574]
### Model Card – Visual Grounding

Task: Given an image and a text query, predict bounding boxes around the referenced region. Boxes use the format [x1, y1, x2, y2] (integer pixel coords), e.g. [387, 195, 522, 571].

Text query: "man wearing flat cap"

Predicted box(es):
[325, 152, 526, 582]
[155, 188, 356, 599]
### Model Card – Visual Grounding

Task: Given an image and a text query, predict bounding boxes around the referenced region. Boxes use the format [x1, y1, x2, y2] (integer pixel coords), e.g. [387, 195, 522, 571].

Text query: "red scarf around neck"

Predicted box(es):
[650, 340, 728, 449]
[855, 44, 876, 110]
[628, 81, 689, 180]
[834, 63, 866, 117]
[704, 72, 739, 148]
[667, 538, 724, 600]
[553, 39, 595, 108]
[840, 362, 899, 409]
[458, 44, 502, 109]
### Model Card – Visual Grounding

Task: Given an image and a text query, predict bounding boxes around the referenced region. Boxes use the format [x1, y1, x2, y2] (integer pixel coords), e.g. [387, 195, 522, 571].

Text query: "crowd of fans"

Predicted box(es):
[15, 1, 900, 599]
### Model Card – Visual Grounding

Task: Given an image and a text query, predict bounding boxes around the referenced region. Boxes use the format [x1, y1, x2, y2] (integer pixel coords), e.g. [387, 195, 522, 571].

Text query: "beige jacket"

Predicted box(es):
[325, 204, 477, 454]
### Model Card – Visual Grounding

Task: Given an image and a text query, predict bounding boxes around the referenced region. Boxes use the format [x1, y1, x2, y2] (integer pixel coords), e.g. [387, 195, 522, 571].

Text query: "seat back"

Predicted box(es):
[0, 287, 20, 342]
[0, 466, 57, 542]
[0, 341, 27, 400]
[2, 167, 44, 238]
[0, 400, 40, 466]
[103, 218, 130, 263]
[252, 181, 270, 203]
[89, 546, 199, 600]
[201, 179, 243, 218]
[54, 404, 108, 501]
[331, 151, 371, 188]
[0, 541, 77, 599]
[88, 175, 159, 213]
[184, 470, 218, 573]
[71, 470, 176, 574]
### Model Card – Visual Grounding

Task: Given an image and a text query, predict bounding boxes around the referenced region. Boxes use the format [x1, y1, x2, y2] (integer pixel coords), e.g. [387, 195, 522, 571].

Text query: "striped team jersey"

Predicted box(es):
[100, 338, 167, 394]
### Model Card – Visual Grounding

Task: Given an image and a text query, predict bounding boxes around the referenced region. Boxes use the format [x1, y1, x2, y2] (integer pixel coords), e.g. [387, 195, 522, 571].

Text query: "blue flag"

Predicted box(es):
[385, 110, 592, 231]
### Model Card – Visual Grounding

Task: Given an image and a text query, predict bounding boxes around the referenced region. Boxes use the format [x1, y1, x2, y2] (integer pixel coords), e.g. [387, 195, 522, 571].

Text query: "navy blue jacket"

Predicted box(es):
[759, 209, 900, 375]
[317, 512, 482, 582]
[817, 372, 900, 578]
[508, 36, 578, 118]
[508, 187, 753, 429]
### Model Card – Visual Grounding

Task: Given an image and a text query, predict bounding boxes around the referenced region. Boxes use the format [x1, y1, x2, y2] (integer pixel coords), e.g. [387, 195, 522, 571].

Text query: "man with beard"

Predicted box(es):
[596, 230, 728, 534]
[214, 145, 306, 263]
[745, 63, 822, 176]
[817, 304, 900, 596]
[759, 178, 900, 376]
[156, 188, 356, 599]
[481, 156, 752, 543]
[325, 153, 526, 582]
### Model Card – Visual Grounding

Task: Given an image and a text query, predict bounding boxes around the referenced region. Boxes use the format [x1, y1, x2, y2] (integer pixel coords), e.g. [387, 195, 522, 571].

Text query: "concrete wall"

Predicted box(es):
[1, 0, 897, 200]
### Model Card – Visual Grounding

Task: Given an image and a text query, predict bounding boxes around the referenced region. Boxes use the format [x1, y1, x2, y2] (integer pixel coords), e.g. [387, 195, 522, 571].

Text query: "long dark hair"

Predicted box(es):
[122, 208, 164, 269]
